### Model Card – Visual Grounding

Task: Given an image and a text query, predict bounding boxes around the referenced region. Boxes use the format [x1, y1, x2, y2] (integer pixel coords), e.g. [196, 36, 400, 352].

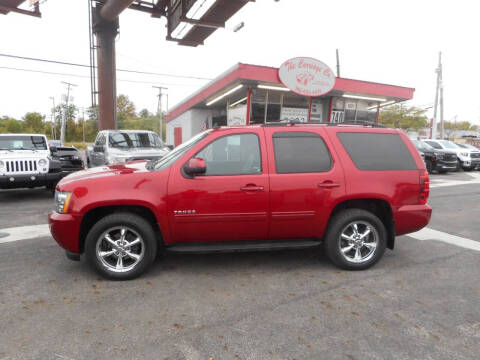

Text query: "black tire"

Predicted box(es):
[463, 166, 473, 172]
[323, 209, 387, 270]
[425, 160, 433, 174]
[85, 212, 158, 280]
[438, 169, 448, 174]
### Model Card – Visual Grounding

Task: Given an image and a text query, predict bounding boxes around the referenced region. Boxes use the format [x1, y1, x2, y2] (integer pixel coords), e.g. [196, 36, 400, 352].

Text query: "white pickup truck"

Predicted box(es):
[0, 134, 65, 190]
[86, 130, 170, 167]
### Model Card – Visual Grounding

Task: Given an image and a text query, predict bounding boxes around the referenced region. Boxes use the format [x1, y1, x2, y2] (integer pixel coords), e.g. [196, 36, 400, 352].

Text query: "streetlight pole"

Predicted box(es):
[60, 81, 77, 144]
[49, 96, 56, 140]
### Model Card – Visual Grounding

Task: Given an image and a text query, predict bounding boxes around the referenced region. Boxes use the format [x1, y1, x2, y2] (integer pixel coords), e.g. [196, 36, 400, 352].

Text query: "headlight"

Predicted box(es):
[55, 191, 72, 214]
[39, 159, 47, 166]
[0, 160, 4, 169]
[460, 152, 469, 157]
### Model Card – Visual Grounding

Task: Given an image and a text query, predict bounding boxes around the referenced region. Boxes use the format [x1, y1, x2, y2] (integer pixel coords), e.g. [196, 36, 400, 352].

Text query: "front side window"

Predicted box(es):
[273, 132, 332, 173]
[96, 134, 106, 146]
[194, 133, 262, 176]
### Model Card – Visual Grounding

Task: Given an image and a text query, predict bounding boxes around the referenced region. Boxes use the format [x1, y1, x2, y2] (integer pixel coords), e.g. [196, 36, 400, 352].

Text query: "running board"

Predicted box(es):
[165, 239, 321, 254]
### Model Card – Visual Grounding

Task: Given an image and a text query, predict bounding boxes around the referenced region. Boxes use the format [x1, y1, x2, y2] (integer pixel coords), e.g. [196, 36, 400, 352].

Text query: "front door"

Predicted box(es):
[264, 127, 345, 240]
[167, 130, 269, 243]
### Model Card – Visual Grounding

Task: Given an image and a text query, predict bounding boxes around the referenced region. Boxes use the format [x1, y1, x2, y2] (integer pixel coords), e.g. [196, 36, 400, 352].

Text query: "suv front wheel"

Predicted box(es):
[323, 209, 387, 270]
[85, 213, 158, 280]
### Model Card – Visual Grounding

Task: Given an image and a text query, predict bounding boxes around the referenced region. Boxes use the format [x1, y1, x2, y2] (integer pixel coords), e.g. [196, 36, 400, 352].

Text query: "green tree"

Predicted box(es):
[0, 117, 24, 133]
[379, 105, 429, 132]
[23, 112, 45, 133]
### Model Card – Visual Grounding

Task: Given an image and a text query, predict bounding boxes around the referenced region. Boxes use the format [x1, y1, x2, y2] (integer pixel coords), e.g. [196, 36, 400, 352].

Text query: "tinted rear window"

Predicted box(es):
[337, 132, 417, 170]
[273, 132, 332, 173]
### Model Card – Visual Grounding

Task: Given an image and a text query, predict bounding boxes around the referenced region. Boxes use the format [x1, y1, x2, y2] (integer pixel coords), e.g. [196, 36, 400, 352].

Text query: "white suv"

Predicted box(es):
[423, 139, 480, 171]
[0, 134, 62, 190]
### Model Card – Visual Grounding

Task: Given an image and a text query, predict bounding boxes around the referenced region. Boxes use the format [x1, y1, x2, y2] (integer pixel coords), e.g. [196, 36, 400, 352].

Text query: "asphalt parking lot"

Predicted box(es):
[1, 171, 480, 360]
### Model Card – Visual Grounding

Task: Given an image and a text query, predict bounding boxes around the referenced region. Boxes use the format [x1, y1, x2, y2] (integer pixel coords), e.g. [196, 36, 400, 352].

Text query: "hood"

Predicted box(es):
[110, 147, 169, 156]
[59, 160, 149, 186]
[0, 149, 49, 158]
[435, 149, 457, 155]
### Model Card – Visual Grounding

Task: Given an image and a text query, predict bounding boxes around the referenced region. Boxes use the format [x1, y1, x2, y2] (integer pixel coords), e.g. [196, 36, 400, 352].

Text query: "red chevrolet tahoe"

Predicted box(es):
[49, 124, 431, 280]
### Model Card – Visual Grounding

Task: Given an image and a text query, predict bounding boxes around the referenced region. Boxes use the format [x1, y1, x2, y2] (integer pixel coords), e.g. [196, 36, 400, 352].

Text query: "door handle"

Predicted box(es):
[240, 184, 264, 192]
[317, 181, 340, 189]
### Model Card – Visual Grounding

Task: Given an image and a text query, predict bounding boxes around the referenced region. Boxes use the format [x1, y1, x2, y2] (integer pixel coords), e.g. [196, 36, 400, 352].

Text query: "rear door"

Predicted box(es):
[264, 127, 345, 240]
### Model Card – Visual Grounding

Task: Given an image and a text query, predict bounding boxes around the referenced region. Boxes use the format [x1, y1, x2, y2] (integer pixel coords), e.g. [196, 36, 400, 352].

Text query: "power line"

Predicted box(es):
[0, 66, 201, 87]
[0, 53, 213, 81]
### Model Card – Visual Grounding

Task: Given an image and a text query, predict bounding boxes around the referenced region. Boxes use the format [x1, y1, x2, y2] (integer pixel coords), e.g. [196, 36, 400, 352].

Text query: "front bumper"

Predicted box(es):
[0, 172, 67, 189]
[48, 212, 82, 253]
[433, 159, 458, 171]
[394, 204, 432, 236]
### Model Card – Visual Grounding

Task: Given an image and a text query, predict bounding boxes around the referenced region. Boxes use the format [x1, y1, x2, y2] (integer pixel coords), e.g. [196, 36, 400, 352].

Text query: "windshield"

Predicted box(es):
[455, 143, 468, 149]
[413, 140, 434, 151]
[438, 140, 459, 149]
[152, 130, 211, 171]
[109, 132, 164, 149]
[0, 135, 47, 150]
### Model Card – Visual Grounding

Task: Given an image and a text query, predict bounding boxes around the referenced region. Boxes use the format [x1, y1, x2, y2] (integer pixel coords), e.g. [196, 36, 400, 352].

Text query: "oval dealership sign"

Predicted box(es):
[279, 57, 336, 97]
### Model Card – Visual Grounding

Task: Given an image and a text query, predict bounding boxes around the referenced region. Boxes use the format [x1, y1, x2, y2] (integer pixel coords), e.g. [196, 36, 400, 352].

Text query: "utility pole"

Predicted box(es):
[432, 52, 441, 139]
[60, 81, 77, 144]
[336, 49, 341, 78]
[49, 96, 56, 140]
[439, 65, 444, 140]
[82, 107, 86, 143]
[153, 86, 168, 141]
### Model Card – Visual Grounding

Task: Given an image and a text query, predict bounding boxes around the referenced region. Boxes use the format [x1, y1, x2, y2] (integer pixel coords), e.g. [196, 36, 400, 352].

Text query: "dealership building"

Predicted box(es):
[165, 58, 415, 146]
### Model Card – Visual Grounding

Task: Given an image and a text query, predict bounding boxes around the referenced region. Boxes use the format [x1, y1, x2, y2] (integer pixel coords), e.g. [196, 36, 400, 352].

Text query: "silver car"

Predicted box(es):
[87, 130, 170, 167]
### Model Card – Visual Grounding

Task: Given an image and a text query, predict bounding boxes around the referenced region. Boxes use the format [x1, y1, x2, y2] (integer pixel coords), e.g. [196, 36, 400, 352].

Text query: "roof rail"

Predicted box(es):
[328, 121, 386, 128]
[262, 119, 305, 127]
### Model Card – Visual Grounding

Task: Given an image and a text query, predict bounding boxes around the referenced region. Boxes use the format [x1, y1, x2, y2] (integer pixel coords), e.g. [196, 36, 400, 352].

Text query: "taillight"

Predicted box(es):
[419, 169, 430, 204]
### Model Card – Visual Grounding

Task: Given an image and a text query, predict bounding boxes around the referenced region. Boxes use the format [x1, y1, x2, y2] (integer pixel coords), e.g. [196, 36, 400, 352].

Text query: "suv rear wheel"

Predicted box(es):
[323, 209, 387, 270]
[85, 213, 157, 280]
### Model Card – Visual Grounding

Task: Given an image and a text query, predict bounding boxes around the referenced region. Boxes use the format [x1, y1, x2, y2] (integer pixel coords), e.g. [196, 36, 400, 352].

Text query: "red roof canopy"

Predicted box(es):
[166, 63, 415, 122]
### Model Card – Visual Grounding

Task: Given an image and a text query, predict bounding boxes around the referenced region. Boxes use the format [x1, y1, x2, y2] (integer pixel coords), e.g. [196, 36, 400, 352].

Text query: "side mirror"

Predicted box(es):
[184, 157, 206, 176]
[166, 145, 174, 150]
[93, 145, 105, 153]
[50, 146, 57, 153]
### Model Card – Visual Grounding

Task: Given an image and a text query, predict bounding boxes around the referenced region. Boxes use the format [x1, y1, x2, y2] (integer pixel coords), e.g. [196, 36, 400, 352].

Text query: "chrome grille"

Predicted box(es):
[4, 160, 38, 174]
[444, 154, 456, 161]
[471, 152, 480, 159]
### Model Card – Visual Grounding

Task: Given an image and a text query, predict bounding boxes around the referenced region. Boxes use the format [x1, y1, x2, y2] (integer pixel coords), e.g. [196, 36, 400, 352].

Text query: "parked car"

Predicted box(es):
[411, 140, 457, 173]
[0, 134, 65, 191]
[423, 139, 480, 171]
[455, 143, 480, 169]
[49, 124, 432, 280]
[51, 146, 85, 173]
[86, 130, 170, 167]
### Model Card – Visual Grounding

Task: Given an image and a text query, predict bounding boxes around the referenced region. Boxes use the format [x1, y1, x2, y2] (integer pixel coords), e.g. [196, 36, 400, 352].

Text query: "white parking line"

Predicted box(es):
[1, 223, 479, 256]
[0, 224, 51, 244]
[430, 173, 480, 188]
[408, 227, 480, 252]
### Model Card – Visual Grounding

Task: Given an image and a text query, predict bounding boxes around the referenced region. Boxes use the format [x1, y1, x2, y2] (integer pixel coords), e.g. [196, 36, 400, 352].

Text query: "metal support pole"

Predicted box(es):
[432, 52, 441, 139]
[94, 11, 118, 131]
[336, 49, 341, 77]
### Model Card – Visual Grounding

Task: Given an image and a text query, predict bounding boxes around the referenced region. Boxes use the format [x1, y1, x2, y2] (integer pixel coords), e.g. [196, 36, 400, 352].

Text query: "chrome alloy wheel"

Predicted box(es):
[338, 221, 379, 264]
[95, 226, 145, 273]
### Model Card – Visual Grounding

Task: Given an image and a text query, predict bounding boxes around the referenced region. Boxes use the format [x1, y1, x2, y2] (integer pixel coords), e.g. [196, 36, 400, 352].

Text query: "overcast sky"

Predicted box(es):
[0, 0, 479, 124]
